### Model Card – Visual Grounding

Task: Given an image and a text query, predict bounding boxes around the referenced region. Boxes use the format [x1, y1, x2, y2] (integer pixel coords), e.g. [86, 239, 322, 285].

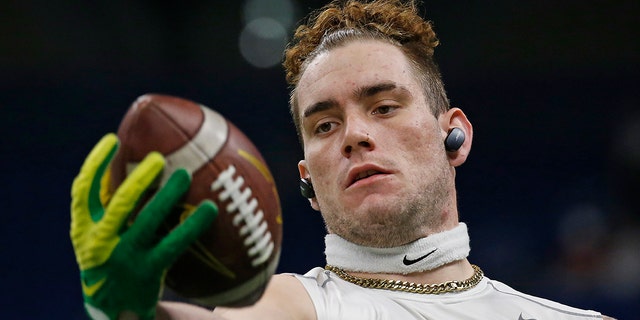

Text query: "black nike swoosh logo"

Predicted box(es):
[402, 248, 438, 266]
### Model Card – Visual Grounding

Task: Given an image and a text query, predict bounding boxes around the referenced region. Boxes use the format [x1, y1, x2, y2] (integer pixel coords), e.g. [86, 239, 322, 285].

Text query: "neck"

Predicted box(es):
[325, 222, 471, 276]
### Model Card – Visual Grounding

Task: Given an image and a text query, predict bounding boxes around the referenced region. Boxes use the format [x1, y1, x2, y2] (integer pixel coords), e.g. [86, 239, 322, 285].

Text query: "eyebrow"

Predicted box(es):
[303, 99, 337, 119]
[302, 81, 405, 119]
[355, 82, 398, 100]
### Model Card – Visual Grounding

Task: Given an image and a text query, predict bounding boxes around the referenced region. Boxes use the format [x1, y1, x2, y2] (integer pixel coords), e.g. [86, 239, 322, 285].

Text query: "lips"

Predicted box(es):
[345, 165, 389, 189]
[354, 169, 380, 182]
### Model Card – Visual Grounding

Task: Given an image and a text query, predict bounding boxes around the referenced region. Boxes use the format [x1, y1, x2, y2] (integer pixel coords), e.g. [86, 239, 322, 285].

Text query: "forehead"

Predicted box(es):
[295, 40, 420, 110]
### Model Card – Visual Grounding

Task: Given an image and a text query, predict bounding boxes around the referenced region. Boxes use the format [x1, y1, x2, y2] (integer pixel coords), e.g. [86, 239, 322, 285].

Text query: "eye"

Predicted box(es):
[314, 121, 336, 134]
[372, 105, 398, 115]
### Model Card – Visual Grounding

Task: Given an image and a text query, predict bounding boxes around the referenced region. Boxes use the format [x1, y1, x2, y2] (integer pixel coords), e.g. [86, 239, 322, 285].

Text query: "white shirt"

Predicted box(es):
[294, 267, 602, 320]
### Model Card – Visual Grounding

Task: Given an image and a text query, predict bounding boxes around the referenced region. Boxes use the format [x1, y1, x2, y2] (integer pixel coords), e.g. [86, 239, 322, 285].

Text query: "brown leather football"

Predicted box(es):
[108, 93, 282, 307]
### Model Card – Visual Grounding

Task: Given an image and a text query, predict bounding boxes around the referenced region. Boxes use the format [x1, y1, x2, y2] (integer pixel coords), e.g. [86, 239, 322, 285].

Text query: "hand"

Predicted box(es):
[70, 134, 218, 320]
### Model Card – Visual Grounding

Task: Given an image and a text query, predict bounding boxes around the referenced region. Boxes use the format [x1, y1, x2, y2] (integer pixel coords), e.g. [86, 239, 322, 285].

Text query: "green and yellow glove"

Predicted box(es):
[70, 134, 218, 320]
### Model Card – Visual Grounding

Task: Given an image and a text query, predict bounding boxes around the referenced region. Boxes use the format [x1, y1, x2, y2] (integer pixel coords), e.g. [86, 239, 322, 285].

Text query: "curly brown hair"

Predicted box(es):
[283, 0, 451, 144]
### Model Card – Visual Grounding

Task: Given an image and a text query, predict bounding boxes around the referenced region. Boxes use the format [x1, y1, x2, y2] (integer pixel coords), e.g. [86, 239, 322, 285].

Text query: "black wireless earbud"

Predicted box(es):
[300, 178, 316, 198]
[444, 127, 465, 152]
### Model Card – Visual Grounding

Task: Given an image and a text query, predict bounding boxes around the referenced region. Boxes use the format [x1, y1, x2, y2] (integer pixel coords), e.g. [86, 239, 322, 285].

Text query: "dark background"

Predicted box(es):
[2, 0, 638, 318]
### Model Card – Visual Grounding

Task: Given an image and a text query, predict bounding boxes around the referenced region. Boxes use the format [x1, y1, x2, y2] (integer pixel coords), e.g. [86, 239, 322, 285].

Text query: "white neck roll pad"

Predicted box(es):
[325, 223, 470, 274]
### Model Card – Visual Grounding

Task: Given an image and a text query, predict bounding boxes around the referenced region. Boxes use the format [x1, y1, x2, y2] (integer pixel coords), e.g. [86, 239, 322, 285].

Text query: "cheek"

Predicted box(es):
[304, 147, 333, 180]
[397, 122, 446, 166]
[401, 121, 439, 150]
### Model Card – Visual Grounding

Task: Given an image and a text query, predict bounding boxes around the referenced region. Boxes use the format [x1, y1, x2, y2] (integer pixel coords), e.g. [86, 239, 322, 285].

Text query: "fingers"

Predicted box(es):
[102, 151, 165, 236]
[151, 200, 219, 267]
[129, 168, 192, 244]
[71, 134, 119, 232]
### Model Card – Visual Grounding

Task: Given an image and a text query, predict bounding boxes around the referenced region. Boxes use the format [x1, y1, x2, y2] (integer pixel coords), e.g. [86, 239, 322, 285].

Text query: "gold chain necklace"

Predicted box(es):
[325, 264, 484, 294]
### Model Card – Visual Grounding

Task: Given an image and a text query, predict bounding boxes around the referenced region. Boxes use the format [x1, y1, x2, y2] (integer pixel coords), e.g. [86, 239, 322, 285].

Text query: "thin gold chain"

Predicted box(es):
[324, 264, 484, 294]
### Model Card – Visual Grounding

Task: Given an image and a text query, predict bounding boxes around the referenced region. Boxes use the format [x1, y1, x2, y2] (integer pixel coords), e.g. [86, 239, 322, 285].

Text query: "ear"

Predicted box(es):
[439, 108, 473, 167]
[298, 159, 320, 211]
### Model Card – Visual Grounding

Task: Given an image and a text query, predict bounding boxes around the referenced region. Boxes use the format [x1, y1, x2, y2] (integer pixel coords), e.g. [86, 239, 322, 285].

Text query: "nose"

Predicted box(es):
[341, 118, 374, 157]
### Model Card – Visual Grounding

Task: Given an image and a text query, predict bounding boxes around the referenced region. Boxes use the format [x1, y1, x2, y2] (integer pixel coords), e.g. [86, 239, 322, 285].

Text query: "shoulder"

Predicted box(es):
[482, 277, 603, 319]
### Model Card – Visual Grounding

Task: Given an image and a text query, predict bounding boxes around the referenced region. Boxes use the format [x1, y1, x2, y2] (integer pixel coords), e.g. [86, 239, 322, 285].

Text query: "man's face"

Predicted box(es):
[296, 40, 456, 247]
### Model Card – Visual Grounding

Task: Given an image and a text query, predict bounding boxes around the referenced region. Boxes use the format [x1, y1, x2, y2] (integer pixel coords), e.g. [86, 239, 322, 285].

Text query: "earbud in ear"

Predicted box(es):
[444, 127, 465, 152]
[300, 178, 315, 198]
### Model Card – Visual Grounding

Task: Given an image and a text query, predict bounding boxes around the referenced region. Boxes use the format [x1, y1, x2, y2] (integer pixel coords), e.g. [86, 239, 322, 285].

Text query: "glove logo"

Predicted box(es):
[82, 277, 106, 297]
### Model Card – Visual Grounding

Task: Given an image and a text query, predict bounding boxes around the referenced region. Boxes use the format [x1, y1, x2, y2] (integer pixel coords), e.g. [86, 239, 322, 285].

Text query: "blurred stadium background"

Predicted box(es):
[1, 0, 638, 318]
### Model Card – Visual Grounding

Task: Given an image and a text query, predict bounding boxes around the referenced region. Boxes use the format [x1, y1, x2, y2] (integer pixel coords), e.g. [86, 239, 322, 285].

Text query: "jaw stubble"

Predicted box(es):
[319, 157, 453, 248]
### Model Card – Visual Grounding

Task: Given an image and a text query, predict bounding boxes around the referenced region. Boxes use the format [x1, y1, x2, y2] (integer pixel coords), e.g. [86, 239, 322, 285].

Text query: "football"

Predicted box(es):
[108, 93, 282, 307]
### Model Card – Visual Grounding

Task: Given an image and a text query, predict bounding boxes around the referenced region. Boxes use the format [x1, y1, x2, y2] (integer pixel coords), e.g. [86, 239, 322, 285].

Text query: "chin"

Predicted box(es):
[333, 210, 423, 248]
[350, 225, 417, 248]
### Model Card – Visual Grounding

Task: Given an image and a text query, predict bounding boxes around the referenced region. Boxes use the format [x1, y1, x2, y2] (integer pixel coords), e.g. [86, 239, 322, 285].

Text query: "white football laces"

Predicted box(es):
[211, 165, 274, 267]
